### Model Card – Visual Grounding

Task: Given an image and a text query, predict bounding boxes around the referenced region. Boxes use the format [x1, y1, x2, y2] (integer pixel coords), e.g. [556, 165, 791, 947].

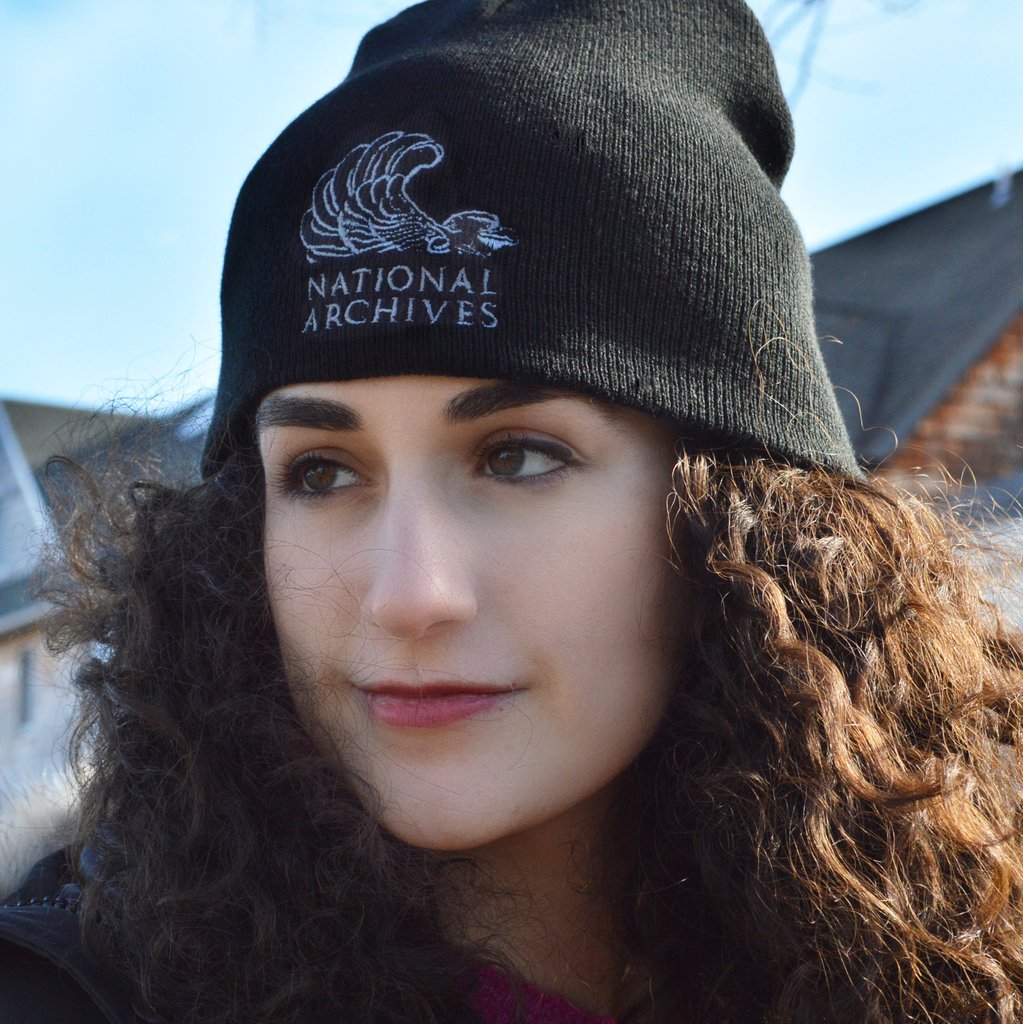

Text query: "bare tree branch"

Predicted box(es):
[788, 0, 833, 104]
[762, 0, 922, 104]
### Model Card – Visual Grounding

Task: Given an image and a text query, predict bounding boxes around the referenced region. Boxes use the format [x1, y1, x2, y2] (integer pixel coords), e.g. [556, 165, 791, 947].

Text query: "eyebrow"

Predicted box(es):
[256, 395, 361, 433]
[256, 382, 616, 435]
[444, 382, 597, 424]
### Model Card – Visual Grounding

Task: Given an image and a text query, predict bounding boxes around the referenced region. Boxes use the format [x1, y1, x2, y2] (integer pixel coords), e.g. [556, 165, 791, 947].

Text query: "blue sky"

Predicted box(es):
[2, 0, 1021, 413]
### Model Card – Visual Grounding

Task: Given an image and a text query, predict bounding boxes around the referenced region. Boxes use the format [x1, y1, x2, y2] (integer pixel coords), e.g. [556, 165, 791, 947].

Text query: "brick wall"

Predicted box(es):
[880, 311, 1023, 493]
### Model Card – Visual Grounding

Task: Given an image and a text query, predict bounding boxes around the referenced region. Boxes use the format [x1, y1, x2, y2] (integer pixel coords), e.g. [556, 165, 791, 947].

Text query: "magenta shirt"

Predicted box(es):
[471, 965, 617, 1024]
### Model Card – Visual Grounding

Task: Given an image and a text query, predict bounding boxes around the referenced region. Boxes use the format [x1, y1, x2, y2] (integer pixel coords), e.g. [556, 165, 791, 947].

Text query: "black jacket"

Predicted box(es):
[0, 850, 141, 1024]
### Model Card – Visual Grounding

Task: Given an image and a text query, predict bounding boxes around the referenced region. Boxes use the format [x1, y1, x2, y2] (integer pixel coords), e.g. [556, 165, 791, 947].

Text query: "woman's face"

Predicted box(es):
[259, 376, 680, 853]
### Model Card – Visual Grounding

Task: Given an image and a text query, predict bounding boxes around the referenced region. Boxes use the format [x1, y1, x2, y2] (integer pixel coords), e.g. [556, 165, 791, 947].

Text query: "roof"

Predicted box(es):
[0, 396, 210, 636]
[1, 399, 136, 471]
[1, 395, 210, 485]
[812, 169, 1023, 465]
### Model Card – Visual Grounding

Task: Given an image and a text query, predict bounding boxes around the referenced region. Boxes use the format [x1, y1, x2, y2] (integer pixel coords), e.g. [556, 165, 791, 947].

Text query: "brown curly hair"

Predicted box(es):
[44, 445, 1023, 1023]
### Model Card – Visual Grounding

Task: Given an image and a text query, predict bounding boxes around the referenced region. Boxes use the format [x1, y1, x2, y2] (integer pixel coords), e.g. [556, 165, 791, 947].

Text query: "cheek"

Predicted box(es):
[263, 513, 380, 764]
[569, 559, 677, 738]
[523, 501, 678, 664]
[520, 510, 680, 740]
[264, 514, 363, 659]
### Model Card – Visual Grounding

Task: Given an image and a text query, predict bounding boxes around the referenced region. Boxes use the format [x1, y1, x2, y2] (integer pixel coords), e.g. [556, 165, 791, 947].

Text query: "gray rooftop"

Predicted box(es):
[812, 169, 1023, 465]
[0, 397, 209, 636]
[2, 399, 136, 472]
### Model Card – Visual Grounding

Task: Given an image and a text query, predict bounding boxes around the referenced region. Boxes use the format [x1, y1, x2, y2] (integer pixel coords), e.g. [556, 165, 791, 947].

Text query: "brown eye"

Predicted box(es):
[303, 463, 341, 491]
[289, 457, 358, 494]
[481, 441, 572, 480]
[485, 446, 526, 476]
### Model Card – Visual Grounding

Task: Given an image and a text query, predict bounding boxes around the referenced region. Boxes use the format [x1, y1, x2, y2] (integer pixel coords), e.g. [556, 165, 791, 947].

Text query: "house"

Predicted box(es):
[813, 168, 1023, 500]
[0, 398, 207, 789]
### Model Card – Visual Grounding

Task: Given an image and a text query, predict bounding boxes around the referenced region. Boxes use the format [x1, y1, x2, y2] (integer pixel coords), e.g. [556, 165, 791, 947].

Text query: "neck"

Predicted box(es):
[442, 784, 642, 1018]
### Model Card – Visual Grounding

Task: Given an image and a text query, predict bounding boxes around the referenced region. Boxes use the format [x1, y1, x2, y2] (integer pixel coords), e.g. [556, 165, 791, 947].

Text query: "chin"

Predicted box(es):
[376, 801, 516, 853]
[372, 776, 573, 854]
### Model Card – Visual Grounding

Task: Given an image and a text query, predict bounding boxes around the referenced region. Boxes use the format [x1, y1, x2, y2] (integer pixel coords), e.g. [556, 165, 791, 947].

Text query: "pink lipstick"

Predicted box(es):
[360, 684, 517, 728]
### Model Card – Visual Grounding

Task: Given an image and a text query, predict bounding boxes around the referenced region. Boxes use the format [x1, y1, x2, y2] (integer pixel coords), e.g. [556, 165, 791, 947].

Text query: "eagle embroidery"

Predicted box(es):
[300, 131, 518, 263]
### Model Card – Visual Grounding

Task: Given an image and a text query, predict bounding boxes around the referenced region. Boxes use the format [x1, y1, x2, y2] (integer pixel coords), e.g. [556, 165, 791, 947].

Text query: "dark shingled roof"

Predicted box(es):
[812, 169, 1023, 465]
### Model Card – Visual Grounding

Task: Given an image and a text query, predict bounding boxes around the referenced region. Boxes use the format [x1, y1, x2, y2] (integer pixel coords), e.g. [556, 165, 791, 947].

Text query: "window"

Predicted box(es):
[17, 647, 34, 726]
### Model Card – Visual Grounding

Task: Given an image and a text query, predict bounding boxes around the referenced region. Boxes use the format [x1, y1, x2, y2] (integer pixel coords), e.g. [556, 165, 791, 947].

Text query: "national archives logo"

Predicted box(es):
[299, 131, 518, 334]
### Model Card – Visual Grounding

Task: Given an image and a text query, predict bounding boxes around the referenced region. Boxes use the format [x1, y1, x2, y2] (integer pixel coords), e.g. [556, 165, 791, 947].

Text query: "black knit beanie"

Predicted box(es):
[204, 0, 858, 476]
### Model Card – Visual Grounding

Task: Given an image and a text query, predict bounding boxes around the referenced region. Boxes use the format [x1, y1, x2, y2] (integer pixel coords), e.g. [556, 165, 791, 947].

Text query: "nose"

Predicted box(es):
[362, 487, 478, 641]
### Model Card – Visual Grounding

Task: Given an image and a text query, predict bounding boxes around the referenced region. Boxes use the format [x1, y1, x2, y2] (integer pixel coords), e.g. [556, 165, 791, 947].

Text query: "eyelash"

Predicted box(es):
[277, 453, 358, 499]
[276, 435, 577, 499]
[474, 434, 577, 485]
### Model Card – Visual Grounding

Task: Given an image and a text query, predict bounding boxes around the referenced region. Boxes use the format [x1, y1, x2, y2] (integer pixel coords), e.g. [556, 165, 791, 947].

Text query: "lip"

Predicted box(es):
[357, 681, 520, 728]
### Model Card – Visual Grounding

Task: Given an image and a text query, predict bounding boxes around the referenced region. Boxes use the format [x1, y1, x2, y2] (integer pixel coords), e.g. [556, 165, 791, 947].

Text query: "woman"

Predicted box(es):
[4, 0, 1023, 1021]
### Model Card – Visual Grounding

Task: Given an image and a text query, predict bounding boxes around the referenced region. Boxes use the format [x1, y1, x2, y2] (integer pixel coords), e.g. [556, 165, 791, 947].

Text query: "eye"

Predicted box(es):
[480, 437, 574, 481]
[286, 454, 360, 494]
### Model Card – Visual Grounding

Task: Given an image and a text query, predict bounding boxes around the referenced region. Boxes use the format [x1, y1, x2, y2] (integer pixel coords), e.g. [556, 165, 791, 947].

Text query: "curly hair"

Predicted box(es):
[44, 446, 1023, 1024]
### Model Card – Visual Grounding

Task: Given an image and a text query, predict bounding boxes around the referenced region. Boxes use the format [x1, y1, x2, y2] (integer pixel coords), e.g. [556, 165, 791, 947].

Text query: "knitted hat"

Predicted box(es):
[204, 0, 858, 476]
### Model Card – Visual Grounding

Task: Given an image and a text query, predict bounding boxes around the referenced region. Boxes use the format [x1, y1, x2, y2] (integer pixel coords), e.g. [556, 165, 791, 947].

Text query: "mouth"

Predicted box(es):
[357, 681, 520, 728]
